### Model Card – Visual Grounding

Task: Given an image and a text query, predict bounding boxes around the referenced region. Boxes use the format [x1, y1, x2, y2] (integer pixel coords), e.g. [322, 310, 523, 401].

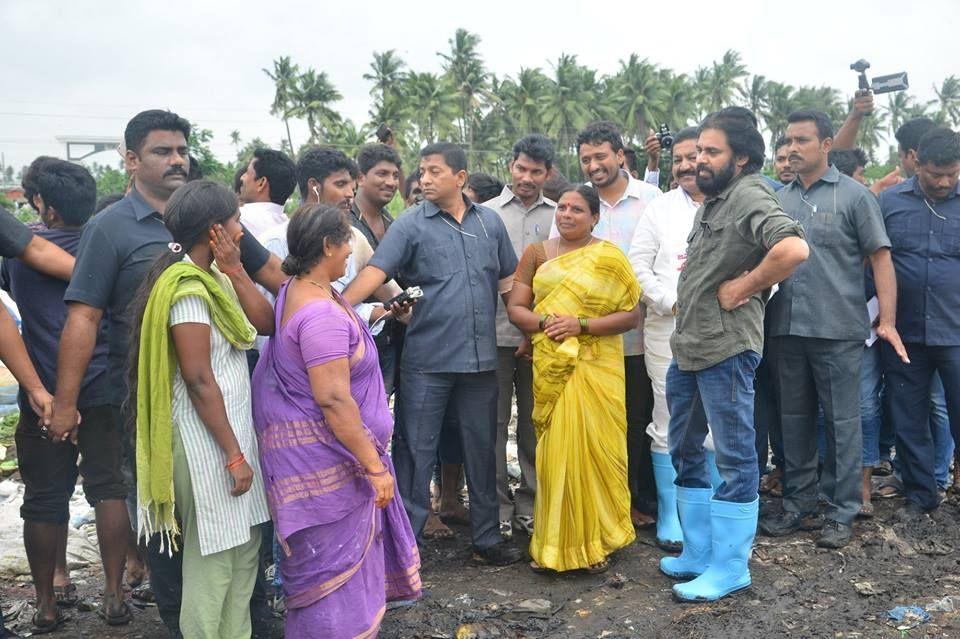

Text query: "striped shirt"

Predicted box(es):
[169, 269, 270, 556]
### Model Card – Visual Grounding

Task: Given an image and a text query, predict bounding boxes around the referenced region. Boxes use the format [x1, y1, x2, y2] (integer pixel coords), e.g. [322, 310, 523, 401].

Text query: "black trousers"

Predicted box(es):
[625, 355, 656, 513]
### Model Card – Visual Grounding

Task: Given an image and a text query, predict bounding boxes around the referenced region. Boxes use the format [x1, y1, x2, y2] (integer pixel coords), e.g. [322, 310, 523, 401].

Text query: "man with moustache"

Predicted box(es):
[236, 147, 297, 239]
[48, 110, 285, 637]
[880, 128, 960, 520]
[344, 142, 523, 566]
[759, 110, 905, 549]
[628, 127, 723, 553]
[485, 134, 557, 537]
[774, 137, 795, 185]
[662, 107, 808, 602]
[555, 121, 662, 528]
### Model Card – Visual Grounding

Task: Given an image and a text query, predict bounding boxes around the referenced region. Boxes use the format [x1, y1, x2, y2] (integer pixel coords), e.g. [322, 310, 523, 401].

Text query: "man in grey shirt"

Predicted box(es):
[484, 134, 556, 536]
[344, 142, 522, 566]
[759, 110, 907, 549]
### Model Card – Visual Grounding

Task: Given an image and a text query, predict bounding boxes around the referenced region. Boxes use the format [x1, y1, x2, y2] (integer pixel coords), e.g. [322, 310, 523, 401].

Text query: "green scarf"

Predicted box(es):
[135, 260, 256, 552]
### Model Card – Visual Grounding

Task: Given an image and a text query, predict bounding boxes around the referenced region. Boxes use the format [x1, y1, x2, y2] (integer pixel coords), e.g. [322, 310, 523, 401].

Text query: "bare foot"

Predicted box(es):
[631, 507, 655, 529]
[422, 512, 455, 540]
[439, 503, 471, 526]
[125, 556, 147, 589]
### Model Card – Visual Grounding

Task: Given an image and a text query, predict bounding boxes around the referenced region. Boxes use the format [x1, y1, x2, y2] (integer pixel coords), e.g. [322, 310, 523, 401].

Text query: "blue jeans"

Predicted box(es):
[860, 343, 883, 467]
[666, 351, 761, 503]
[931, 373, 953, 488]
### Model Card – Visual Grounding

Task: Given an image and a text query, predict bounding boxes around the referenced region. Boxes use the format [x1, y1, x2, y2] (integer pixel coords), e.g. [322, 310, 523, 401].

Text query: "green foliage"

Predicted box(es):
[90, 163, 129, 197]
[256, 39, 960, 177]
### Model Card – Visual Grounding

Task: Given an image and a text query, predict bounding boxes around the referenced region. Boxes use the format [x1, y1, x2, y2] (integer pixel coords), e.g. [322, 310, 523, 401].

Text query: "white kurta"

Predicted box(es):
[628, 187, 714, 454]
[168, 265, 270, 556]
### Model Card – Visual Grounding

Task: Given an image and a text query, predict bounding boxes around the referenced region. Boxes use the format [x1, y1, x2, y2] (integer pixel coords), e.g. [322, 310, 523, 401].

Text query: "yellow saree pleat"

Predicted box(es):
[528, 241, 641, 571]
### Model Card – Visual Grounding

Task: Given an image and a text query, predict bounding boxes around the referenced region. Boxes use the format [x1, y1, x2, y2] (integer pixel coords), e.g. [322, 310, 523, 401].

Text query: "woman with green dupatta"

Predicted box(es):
[508, 184, 641, 573]
[128, 180, 273, 638]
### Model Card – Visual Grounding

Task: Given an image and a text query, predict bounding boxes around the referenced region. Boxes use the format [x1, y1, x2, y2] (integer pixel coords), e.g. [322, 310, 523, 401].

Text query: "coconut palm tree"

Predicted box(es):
[438, 28, 492, 147]
[327, 119, 371, 157]
[611, 54, 667, 144]
[933, 76, 960, 126]
[497, 67, 549, 138]
[739, 75, 769, 118]
[404, 71, 459, 146]
[541, 54, 597, 158]
[884, 91, 914, 137]
[263, 56, 299, 153]
[290, 69, 343, 144]
[364, 50, 407, 129]
[701, 50, 748, 113]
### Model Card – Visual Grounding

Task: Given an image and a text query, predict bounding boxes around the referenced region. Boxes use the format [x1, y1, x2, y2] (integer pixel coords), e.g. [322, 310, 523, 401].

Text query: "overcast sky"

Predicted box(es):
[1, 0, 954, 174]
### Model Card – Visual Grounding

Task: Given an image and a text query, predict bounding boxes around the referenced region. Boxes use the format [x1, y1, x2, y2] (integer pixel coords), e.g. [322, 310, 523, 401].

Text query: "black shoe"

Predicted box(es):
[759, 511, 811, 537]
[896, 501, 931, 523]
[816, 519, 853, 548]
[473, 541, 524, 566]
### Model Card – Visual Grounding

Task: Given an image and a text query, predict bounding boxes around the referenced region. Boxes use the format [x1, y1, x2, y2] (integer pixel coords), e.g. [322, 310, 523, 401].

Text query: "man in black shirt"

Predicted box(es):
[48, 110, 283, 637]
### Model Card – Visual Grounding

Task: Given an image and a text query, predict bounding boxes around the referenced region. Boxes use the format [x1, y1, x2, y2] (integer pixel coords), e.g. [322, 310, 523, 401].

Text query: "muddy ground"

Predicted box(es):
[3, 488, 960, 638]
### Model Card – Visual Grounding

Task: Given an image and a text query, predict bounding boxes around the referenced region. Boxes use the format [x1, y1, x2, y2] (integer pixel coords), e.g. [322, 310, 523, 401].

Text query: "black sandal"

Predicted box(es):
[97, 600, 133, 626]
[54, 582, 79, 607]
[32, 607, 69, 635]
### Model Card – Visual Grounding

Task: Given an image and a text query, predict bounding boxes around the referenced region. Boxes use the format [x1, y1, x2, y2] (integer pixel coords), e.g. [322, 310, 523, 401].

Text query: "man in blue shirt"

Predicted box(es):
[1, 159, 130, 631]
[344, 142, 523, 566]
[881, 127, 960, 519]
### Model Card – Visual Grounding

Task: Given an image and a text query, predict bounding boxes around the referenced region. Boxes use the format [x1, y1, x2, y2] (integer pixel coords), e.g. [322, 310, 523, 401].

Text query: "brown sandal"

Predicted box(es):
[586, 559, 609, 574]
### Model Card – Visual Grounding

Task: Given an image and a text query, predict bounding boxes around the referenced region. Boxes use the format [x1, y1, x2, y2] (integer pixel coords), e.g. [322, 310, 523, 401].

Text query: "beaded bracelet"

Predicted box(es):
[225, 453, 246, 470]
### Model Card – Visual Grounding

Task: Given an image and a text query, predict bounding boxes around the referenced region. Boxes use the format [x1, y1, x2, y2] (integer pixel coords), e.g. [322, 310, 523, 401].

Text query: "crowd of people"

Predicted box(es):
[0, 97, 957, 637]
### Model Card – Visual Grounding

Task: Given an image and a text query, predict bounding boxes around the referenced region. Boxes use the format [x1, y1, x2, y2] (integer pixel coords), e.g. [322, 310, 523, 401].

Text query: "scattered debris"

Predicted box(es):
[513, 598, 553, 615]
[885, 605, 930, 630]
[852, 581, 886, 596]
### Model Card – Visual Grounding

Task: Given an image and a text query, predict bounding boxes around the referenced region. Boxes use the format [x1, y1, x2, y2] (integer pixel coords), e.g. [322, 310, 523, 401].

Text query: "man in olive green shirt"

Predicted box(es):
[660, 107, 808, 604]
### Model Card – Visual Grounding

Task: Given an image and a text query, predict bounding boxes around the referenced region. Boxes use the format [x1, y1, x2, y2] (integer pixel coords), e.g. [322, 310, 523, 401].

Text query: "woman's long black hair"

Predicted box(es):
[124, 180, 239, 424]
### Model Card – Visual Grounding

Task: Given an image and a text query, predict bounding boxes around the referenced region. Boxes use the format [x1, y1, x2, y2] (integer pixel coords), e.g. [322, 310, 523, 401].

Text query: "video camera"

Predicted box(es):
[850, 59, 908, 95]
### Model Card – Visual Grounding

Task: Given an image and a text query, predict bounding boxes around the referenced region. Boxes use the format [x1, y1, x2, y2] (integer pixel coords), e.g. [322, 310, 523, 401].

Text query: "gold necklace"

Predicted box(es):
[295, 276, 333, 295]
[555, 236, 595, 259]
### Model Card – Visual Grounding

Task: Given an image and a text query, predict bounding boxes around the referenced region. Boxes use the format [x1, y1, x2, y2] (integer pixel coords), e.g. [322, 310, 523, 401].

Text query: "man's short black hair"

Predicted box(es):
[674, 127, 699, 146]
[356, 144, 402, 175]
[512, 134, 555, 170]
[187, 155, 203, 181]
[622, 148, 639, 173]
[787, 110, 834, 141]
[124, 109, 191, 155]
[895, 117, 937, 153]
[34, 159, 97, 227]
[917, 127, 960, 166]
[296, 146, 359, 199]
[466, 172, 504, 203]
[420, 142, 468, 173]
[829, 149, 868, 177]
[775, 136, 790, 152]
[95, 193, 124, 214]
[21, 156, 59, 211]
[576, 121, 624, 154]
[252, 148, 297, 205]
[233, 164, 245, 195]
[698, 108, 766, 174]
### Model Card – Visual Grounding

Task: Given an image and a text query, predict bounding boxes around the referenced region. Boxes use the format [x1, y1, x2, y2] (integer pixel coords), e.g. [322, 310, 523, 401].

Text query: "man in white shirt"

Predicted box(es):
[238, 148, 297, 239]
[629, 127, 721, 552]
[553, 121, 663, 527]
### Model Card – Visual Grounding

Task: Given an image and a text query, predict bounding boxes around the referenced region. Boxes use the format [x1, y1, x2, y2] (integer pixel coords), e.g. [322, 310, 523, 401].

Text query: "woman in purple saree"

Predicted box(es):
[252, 204, 421, 638]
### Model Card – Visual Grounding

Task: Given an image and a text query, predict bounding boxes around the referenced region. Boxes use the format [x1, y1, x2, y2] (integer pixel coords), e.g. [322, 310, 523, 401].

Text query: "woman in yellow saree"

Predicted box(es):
[508, 185, 642, 573]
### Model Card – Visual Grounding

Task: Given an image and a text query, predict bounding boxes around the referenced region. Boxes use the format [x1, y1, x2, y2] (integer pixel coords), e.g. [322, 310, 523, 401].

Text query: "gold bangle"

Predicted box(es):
[579, 317, 588, 334]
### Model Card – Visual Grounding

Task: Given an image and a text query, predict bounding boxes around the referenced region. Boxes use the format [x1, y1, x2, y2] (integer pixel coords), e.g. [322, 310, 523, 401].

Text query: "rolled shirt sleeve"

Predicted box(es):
[629, 209, 674, 316]
[0, 208, 34, 258]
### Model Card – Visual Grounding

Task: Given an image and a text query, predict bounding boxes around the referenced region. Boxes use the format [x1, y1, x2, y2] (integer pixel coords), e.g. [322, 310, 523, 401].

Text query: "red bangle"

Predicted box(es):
[226, 453, 245, 470]
[220, 264, 243, 276]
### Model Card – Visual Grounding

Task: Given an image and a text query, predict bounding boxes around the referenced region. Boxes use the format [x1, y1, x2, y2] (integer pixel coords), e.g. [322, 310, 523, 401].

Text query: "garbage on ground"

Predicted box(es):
[513, 598, 552, 614]
[925, 595, 960, 613]
[885, 605, 930, 630]
[455, 622, 502, 639]
[853, 581, 885, 596]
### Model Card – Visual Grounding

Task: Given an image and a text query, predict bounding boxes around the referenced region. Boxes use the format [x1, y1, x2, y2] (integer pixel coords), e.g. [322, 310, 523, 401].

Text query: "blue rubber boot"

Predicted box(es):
[651, 452, 683, 551]
[673, 497, 759, 602]
[705, 449, 722, 492]
[660, 487, 713, 579]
